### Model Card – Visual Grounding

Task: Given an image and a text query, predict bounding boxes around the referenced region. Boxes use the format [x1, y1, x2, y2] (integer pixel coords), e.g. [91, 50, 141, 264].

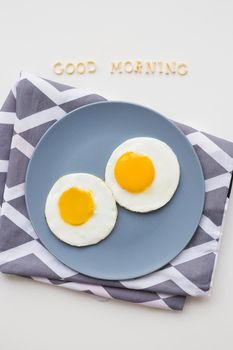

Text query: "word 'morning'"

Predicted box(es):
[111, 61, 188, 75]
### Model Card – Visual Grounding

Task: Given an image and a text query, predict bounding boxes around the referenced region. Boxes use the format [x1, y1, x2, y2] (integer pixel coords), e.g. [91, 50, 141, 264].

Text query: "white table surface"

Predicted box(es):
[0, 1, 233, 349]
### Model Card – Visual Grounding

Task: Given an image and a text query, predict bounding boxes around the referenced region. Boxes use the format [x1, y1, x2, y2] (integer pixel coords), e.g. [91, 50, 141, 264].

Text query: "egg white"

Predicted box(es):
[105, 137, 180, 212]
[45, 173, 118, 246]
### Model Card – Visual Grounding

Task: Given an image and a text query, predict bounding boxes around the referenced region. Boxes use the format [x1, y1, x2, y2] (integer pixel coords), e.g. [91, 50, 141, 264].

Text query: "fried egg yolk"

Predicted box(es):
[58, 187, 95, 226]
[114, 152, 155, 193]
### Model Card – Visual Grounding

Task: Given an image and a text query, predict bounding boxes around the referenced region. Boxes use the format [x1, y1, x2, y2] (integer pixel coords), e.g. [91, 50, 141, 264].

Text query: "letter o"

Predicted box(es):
[65, 63, 75, 75]
[76, 62, 86, 74]
[124, 61, 133, 73]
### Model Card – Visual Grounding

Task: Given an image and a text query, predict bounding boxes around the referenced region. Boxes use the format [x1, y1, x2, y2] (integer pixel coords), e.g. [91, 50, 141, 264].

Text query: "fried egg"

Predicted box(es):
[45, 173, 117, 246]
[105, 137, 180, 212]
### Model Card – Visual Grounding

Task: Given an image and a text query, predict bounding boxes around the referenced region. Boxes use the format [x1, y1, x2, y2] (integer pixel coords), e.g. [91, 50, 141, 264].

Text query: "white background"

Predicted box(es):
[0, 1, 233, 349]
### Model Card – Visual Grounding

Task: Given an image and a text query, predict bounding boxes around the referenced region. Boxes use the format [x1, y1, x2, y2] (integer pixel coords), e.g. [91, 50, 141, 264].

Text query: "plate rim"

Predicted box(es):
[25, 100, 205, 280]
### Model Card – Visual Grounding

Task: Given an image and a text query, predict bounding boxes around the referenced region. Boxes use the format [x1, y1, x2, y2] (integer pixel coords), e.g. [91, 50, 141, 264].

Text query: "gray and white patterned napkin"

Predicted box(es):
[0, 72, 232, 311]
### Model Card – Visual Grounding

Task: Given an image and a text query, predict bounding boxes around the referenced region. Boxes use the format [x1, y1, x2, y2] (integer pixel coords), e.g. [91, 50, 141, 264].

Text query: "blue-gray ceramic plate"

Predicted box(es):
[25, 101, 205, 280]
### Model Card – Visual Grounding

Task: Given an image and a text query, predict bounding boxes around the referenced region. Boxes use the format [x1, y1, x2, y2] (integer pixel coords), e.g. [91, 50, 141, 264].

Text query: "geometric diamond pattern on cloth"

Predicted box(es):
[16, 79, 56, 119]
[0, 254, 61, 280]
[175, 253, 216, 291]
[0, 71, 232, 311]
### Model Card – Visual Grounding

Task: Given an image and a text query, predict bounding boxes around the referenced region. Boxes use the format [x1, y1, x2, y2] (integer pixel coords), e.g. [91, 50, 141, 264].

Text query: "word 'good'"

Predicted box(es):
[53, 61, 96, 75]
